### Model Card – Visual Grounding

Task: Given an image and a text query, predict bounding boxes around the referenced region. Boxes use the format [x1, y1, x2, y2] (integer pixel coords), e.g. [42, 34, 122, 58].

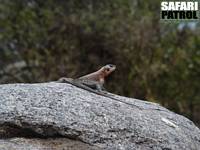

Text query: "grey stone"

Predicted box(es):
[0, 83, 199, 150]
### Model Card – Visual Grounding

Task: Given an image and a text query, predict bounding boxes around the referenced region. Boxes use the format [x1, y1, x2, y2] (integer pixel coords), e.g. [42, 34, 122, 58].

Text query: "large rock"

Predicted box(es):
[0, 83, 199, 150]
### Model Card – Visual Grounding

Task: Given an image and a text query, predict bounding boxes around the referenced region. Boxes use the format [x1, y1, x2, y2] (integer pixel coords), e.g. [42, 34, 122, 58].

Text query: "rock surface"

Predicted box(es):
[0, 83, 199, 150]
[0, 138, 100, 150]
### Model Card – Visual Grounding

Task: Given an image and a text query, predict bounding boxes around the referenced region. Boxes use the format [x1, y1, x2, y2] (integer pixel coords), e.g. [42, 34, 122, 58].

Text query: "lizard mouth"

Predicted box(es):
[108, 64, 116, 72]
[103, 64, 116, 74]
[111, 66, 116, 71]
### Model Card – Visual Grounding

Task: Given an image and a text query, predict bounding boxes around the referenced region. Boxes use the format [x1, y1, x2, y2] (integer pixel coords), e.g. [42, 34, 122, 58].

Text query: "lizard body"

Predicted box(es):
[57, 64, 116, 91]
[56, 77, 141, 109]
[56, 64, 142, 109]
[79, 64, 116, 90]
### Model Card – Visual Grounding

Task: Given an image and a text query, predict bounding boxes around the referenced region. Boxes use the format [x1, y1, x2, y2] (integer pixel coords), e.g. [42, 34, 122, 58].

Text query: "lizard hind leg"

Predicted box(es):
[57, 77, 73, 83]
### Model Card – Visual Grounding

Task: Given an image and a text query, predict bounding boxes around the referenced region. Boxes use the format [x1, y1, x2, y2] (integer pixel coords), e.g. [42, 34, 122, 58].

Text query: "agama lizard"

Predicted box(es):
[56, 64, 141, 109]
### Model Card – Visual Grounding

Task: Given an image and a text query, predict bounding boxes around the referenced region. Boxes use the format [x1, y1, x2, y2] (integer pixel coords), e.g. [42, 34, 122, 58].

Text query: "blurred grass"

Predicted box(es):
[0, 0, 200, 126]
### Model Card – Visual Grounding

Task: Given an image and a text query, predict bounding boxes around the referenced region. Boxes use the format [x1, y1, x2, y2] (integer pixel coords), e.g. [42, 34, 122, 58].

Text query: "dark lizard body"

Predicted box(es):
[56, 77, 142, 109]
[54, 64, 142, 108]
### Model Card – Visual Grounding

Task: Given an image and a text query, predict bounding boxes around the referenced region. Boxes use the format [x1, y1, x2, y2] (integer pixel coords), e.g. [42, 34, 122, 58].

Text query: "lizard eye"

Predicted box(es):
[108, 64, 114, 67]
[106, 68, 110, 72]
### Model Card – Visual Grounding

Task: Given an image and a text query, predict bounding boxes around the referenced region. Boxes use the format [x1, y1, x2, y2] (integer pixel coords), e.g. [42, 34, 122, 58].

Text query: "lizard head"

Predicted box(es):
[101, 64, 116, 77]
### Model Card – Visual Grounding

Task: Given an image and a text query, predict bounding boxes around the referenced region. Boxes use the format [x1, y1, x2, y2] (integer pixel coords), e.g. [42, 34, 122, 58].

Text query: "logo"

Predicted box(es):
[161, 1, 199, 20]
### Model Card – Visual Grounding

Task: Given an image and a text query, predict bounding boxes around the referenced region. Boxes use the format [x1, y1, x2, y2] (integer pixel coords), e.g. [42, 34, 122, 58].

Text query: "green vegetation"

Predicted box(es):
[0, 0, 200, 126]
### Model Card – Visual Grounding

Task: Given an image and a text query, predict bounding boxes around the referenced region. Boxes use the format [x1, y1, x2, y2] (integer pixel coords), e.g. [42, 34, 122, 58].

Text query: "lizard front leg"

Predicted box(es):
[78, 79, 106, 91]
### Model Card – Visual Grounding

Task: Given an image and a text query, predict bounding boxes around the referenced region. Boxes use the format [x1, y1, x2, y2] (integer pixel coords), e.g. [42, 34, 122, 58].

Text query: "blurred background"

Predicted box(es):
[0, 0, 199, 127]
